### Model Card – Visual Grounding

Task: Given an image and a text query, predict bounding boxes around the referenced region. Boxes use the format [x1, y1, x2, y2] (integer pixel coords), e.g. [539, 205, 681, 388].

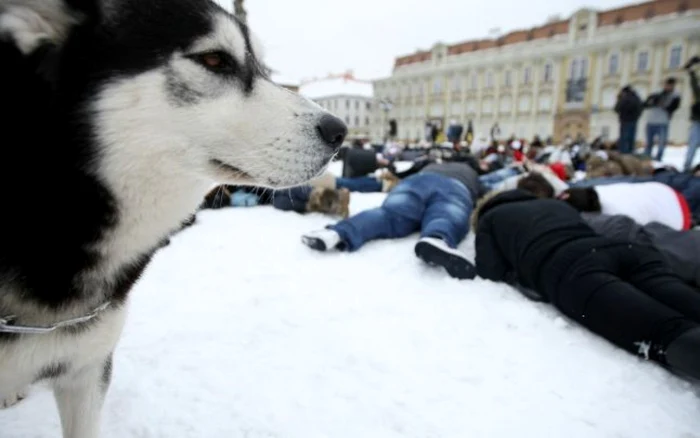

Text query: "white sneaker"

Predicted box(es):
[414, 237, 476, 279]
[302, 229, 342, 252]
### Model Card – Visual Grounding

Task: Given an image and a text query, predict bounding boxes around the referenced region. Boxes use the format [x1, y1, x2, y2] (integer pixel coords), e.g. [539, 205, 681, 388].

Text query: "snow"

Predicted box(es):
[2, 150, 700, 437]
[300, 77, 374, 100]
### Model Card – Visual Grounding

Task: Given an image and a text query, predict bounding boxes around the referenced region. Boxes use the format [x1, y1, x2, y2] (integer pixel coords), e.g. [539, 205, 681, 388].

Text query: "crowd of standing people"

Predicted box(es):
[614, 55, 699, 169]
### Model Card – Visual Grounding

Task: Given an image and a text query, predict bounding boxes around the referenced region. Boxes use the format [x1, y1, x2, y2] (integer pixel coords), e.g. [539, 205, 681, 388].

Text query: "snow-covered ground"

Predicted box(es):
[2, 148, 700, 438]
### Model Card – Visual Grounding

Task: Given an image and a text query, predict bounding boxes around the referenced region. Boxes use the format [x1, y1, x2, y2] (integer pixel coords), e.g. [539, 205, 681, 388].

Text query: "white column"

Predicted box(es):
[552, 56, 563, 117]
[531, 61, 540, 118]
[511, 63, 520, 120]
[592, 51, 605, 107]
[651, 40, 666, 89]
[621, 45, 634, 85]
[476, 68, 484, 126]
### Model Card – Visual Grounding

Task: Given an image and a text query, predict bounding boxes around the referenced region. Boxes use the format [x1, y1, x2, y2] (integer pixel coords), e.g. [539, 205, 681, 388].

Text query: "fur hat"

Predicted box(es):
[306, 188, 350, 218]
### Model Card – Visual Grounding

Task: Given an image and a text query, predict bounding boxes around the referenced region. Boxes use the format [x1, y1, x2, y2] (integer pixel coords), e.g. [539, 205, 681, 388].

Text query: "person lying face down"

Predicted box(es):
[559, 182, 693, 230]
[301, 161, 482, 280]
[472, 187, 700, 381]
[516, 173, 700, 289]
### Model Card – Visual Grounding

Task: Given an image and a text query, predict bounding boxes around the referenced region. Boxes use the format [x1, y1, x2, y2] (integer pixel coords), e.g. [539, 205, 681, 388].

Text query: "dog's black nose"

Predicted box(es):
[316, 115, 347, 150]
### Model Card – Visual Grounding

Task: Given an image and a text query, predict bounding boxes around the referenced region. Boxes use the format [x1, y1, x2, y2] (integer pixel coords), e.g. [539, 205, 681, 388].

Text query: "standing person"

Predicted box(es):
[472, 189, 700, 380]
[614, 86, 643, 154]
[447, 120, 464, 149]
[301, 162, 483, 279]
[643, 77, 681, 161]
[683, 56, 700, 171]
[490, 122, 501, 144]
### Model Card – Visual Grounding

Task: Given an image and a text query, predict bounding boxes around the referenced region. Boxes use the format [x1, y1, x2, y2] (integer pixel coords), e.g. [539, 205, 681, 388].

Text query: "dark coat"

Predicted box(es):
[582, 213, 700, 288]
[614, 88, 643, 122]
[474, 190, 603, 297]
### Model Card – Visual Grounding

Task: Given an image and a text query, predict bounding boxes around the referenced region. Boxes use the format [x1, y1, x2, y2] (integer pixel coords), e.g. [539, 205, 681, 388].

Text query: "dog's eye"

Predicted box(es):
[190, 51, 236, 74]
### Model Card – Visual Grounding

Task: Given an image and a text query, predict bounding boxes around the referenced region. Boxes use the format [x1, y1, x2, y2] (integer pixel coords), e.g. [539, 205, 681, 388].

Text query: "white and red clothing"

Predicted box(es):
[594, 182, 692, 230]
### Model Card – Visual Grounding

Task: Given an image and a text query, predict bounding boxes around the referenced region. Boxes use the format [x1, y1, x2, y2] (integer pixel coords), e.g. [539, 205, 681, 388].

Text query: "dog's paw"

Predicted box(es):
[0, 391, 27, 409]
[0, 6, 58, 54]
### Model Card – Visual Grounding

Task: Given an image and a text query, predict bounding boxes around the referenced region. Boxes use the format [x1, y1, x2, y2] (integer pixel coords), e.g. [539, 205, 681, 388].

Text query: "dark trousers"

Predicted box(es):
[552, 243, 700, 363]
[618, 121, 637, 154]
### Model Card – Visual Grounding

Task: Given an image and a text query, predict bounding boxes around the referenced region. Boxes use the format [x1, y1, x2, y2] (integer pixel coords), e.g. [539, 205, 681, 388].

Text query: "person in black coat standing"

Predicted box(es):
[472, 188, 700, 380]
[614, 86, 643, 154]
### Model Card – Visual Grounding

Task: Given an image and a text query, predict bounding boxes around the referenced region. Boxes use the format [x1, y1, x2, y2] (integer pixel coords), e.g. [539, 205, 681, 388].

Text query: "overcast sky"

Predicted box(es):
[218, 0, 636, 83]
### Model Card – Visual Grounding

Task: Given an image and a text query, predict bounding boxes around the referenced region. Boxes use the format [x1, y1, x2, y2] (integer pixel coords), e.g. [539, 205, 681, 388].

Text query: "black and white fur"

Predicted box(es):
[0, 0, 346, 436]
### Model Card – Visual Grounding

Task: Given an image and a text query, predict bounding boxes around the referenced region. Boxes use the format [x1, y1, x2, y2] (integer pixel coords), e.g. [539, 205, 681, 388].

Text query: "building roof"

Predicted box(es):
[270, 73, 299, 87]
[299, 74, 374, 99]
[394, 0, 698, 69]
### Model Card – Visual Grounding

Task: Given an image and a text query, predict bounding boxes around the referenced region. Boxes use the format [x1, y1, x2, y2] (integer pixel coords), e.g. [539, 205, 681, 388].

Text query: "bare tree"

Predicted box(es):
[233, 0, 247, 24]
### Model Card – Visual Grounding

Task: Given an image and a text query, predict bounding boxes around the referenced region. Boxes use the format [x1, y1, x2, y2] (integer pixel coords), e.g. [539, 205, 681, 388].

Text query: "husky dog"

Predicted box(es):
[0, 0, 346, 436]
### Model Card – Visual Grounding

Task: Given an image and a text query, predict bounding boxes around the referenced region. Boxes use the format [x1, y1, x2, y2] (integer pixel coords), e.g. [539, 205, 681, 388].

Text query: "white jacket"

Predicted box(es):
[595, 182, 691, 230]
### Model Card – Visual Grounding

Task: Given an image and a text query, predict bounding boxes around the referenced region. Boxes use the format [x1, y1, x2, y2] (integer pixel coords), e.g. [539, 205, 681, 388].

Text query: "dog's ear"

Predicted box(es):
[0, 0, 103, 56]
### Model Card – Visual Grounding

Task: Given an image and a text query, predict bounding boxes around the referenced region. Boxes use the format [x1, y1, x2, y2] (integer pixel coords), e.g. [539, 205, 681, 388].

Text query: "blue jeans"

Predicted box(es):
[479, 167, 522, 191]
[336, 176, 382, 193]
[330, 173, 473, 251]
[645, 124, 669, 161]
[684, 121, 700, 171]
[618, 121, 637, 154]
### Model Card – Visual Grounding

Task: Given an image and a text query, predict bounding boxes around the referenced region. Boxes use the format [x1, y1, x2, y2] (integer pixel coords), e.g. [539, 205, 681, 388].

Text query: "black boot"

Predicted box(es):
[665, 328, 700, 381]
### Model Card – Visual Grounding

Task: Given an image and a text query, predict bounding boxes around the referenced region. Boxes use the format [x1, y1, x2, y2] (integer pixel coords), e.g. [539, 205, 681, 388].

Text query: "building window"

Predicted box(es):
[452, 75, 461, 91]
[355, 116, 359, 126]
[345, 115, 349, 124]
[355, 101, 359, 110]
[366, 102, 371, 110]
[518, 95, 531, 112]
[637, 51, 649, 72]
[608, 53, 619, 75]
[433, 78, 442, 94]
[500, 96, 511, 113]
[504, 70, 512, 87]
[470, 74, 477, 90]
[486, 72, 494, 88]
[365, 116, 370, 126]
[569, 57, 588, 79]
[523, 67, 531, 84]
[669, 45, 682, 69]
[346, 100, 350, 109]
[543, 63, 553, 82]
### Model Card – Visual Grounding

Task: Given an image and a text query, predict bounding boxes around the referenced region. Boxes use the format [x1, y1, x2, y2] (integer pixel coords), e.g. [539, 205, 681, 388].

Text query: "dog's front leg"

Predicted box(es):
[53, 354, 113, 438]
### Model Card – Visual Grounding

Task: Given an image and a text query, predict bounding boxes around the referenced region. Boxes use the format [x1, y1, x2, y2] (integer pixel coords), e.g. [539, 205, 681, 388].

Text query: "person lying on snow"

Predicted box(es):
[301, 161, 484, 280]
[472, 187, 700, 381]
[570, 166, 700, 221]
[560, 182, 693, 230]
[519, 173, 700, 289]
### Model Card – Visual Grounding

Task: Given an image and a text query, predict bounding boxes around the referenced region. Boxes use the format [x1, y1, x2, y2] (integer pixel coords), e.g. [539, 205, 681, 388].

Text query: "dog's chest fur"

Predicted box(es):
[0, 306, 127, 395]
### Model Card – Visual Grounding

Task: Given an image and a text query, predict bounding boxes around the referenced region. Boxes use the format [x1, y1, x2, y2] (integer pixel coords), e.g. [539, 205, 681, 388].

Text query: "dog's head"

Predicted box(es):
[1, 0, 346, 189]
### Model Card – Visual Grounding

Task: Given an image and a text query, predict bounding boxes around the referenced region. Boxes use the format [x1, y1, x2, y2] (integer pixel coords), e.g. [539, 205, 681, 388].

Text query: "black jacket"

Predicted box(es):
[690, 70, 700, 122]
[475, 190, 602, 296]
[614, 88, 643, 122]
[394, 159, 487, 199]
[582, 213, 700, 288]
